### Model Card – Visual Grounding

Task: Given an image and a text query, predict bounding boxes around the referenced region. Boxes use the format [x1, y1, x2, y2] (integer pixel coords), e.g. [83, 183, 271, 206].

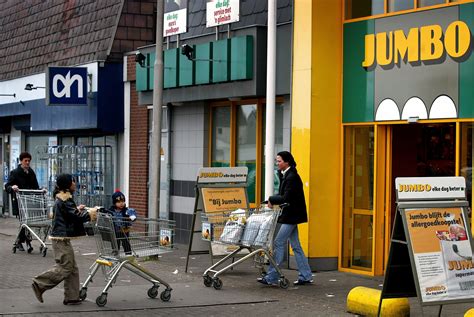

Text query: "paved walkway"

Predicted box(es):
[0, 216, 472, 316]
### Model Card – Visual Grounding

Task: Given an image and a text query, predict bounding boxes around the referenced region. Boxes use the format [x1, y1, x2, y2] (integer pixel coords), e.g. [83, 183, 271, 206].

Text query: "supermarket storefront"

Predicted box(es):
[340, 1, 474, 275]
[290, 0, 474, 275]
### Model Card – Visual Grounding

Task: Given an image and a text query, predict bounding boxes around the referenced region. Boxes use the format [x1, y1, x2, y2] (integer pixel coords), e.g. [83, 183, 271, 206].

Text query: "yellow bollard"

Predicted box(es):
[347, 286, 410, 317]
[465, 308, 474, 317]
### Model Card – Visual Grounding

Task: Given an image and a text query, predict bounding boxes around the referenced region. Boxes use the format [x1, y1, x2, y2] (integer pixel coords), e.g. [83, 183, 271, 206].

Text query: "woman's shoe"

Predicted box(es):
[63, 299, 82, 305]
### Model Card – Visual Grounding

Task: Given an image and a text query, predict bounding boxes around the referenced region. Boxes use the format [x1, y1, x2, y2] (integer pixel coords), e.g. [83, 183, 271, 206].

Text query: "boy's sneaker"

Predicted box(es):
[63, 299, 82, 305]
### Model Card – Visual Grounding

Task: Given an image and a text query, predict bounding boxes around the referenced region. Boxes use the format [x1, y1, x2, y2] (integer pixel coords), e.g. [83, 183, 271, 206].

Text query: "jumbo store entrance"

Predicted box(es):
[340, 122, 474, 275]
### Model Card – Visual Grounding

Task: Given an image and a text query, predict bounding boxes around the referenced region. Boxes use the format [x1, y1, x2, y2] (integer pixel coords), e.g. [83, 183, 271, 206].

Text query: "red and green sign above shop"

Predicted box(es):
[343, 3, 474, 123]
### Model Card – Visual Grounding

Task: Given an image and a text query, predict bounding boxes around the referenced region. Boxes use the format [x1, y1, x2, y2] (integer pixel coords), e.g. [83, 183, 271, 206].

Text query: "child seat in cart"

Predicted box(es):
[80, 212, 175, 307]
[201, 203, 289, 290]
[12, 189, 51, 256]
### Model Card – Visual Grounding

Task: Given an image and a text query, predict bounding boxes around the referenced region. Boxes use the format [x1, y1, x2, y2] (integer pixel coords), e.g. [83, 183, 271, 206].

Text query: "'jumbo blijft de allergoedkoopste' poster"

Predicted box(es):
[405, 207, 474, 303]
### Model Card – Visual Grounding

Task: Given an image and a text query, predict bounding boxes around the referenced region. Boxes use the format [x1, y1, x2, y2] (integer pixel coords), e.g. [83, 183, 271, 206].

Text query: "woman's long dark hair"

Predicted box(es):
[277, 151, 297, 168]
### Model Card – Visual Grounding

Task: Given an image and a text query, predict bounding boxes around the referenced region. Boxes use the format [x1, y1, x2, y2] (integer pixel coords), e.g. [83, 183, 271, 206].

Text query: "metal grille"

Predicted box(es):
[34, 145, 113, 207]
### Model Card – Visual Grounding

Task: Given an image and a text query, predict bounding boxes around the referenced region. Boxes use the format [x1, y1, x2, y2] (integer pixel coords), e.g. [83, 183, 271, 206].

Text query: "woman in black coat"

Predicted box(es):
[258, 151, 313, 286]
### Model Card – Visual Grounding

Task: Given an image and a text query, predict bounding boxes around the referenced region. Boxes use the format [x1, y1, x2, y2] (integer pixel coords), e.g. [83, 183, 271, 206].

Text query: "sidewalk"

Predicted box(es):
[0, 216, 471, 316]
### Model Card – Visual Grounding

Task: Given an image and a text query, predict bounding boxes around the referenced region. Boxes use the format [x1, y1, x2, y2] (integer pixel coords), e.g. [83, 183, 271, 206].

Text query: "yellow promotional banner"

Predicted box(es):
[404, 207, 474, 303]
[201, 187, 247, 213]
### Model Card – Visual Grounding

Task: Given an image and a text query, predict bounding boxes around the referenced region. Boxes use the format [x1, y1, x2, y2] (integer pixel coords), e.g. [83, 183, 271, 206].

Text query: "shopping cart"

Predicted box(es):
[201, 204, 289, 290]
[12, 189, 52, 257]
[80, 212, 175, 307]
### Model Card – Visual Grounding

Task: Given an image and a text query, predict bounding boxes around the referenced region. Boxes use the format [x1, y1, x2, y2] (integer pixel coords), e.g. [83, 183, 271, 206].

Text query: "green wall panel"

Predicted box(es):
[136, 53, 149, 91]
[460, 3, 474, 119]
[179, 46, 195, 86]
[212, 39, 230, 83]
[343, 20, 375, 123]
[230, 36, 253, 80]
[195, 43, 212, 85]
[148, 52, 155, 90]
[164, 49, 179, 88]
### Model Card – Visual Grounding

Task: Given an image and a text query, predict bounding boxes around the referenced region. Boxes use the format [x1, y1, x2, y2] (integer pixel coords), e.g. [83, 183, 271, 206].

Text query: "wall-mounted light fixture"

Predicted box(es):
[181, 44, 223, 62]
[135, 51, 148, 68]
[25, 84, 45, 91]
[0, 93, 15, 97]
[407, 116, 419, 124]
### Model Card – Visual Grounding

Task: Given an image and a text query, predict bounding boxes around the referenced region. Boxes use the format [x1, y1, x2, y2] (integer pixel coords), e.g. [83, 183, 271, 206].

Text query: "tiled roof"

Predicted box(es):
[0, 0, 124, 81]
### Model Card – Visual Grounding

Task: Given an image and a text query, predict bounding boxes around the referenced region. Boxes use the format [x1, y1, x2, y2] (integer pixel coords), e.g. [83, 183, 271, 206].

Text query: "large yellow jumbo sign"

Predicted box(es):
[362, 21, 471, 68]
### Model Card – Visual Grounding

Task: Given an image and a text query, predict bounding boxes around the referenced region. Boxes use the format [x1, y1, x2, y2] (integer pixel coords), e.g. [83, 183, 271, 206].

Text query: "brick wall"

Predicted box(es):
[110, 0, 156, 62]
[127, 55, 149, 217]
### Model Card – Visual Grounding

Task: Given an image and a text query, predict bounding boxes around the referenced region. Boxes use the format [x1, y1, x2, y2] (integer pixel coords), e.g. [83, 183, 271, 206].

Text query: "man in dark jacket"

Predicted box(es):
[31, 173, 97, 305]
[4, 152, 40, 252]
[258, 151, 313, 286]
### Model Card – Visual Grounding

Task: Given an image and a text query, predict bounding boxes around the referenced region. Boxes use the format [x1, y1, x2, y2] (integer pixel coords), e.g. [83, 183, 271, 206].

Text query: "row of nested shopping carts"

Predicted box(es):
[11, 189, 175, 306]
[11, 190, 287, 305]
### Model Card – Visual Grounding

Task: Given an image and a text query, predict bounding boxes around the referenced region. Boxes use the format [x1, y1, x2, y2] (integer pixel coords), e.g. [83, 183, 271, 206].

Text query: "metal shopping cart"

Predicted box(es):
[201, 204, 289, 290]
[80, 212, 175, 307]
[12, 189, 52, 256]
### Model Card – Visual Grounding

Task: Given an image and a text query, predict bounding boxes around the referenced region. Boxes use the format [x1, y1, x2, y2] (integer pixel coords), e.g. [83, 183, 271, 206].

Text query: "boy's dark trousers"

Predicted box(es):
[116, 230, 132, 255]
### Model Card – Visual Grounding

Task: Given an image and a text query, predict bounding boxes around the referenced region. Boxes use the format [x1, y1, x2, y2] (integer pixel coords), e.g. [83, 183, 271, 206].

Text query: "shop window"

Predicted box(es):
[388, 0, 414, 12]
[211, 106, 231, 167]
[236, 105, 257, 203]
[210, 100, 287, 205]
[345, 0, 384, 19]
[418, 0, 446, 7]
[460, 123, 473, 229]
[342, 126, 374, 270]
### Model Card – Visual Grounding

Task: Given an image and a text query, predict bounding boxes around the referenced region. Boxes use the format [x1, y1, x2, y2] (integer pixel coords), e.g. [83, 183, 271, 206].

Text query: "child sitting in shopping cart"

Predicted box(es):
[105, 190, 137, 255]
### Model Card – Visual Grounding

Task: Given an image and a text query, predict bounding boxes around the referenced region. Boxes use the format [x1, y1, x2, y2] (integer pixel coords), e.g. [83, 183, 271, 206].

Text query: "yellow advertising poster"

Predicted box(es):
[404, 207, 474, 303]
[201, 187, 247, 213]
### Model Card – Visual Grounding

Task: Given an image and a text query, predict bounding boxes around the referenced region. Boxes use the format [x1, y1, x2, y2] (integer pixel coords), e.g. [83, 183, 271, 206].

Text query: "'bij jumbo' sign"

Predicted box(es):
[362, 21, 471, 69]
[46, 67, 88, 106]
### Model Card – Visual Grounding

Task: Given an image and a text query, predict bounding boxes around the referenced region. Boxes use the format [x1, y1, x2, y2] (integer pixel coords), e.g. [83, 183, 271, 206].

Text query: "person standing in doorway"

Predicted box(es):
[32, 174, 97, 305]
[4, 152, 40, 252]
[258, 151, 313, 286]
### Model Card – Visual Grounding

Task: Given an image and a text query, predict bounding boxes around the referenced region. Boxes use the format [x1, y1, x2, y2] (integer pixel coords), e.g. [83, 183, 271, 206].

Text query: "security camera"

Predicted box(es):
[135, 52, 146, 67]
[181, 44, 194, 61]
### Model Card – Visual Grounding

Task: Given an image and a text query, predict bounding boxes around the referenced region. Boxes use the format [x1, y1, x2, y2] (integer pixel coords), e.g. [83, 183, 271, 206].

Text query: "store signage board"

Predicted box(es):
[46, 67, 88, 106]
[380, 177, 474, 313]
[395, 177, 466, 200]
[403, 206, 474, 303]
[197, 167, 248, 183]
[206, 0, 240, 27]
[163, 8, 187, 37]
[185, 167, 248, 272]
[201, 187, 247, 213]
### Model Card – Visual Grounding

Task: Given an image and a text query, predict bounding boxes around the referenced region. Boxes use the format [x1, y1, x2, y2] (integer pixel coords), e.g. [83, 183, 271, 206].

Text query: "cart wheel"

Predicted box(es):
[79, 288, 87, 301]
[147, 286, 159, 299]
[42, 248, 47, 257]
[96, 293, 107, 307]
[279, 278, 289, 289]
[160, 289, 171, 302]
[203, 275, 212, 287]
[212, 278, 223, 290]
[12, 246, 16, 254]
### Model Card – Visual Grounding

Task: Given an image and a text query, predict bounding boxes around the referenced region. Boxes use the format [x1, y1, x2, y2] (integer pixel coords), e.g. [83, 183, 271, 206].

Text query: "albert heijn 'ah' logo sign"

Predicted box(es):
[46, 67, 88, 106]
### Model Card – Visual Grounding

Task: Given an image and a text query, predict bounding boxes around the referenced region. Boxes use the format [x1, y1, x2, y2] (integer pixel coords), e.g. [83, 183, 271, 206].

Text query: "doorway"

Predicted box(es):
[387, 123, 456, 254]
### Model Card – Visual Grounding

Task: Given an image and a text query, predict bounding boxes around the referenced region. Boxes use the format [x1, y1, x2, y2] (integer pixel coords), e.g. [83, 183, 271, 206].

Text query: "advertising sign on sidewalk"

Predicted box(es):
[405, 206, 474, 302]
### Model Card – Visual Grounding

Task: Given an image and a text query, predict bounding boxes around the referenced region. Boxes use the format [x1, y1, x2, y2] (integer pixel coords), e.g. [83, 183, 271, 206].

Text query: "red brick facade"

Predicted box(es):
[127, 55, 149, 217]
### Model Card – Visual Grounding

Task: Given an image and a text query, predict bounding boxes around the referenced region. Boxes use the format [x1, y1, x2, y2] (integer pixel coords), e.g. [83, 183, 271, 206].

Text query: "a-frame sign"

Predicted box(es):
[378, 177, 474, 316]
